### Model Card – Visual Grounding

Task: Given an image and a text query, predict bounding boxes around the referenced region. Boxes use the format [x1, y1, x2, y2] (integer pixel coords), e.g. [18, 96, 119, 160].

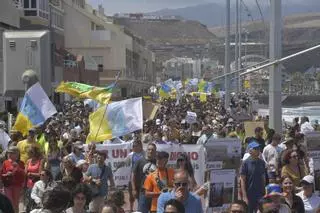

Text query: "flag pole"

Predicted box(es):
[93, 70, 122, 142]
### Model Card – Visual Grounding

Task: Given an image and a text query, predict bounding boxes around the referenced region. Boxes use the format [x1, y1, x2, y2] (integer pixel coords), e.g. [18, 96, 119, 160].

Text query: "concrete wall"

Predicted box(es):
[0, 0, 20, 28]
[63, 1, 132, 71]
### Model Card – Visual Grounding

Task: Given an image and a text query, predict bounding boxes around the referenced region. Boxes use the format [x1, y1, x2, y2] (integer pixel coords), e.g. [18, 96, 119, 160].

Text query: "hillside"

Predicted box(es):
[149, 1, 320, 27]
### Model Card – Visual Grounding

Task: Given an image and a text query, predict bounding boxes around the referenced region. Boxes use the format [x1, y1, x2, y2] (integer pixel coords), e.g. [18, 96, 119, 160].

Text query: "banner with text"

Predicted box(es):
[156, 144, 205, 185]
[86, 143, 132, 186]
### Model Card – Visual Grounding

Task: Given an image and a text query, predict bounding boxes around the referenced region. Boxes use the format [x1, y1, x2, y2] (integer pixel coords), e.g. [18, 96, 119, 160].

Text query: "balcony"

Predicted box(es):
[17, 0, 64, 30]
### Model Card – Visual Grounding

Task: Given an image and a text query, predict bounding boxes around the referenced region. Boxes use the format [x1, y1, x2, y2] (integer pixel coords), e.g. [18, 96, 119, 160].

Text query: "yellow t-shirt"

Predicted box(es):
[17, 139, 41, 163]
[281, 165, 306, 187]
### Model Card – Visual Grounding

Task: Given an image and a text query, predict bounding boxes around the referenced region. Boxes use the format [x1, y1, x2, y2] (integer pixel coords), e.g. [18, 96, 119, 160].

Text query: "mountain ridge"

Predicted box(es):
[148, 2, 320, 27]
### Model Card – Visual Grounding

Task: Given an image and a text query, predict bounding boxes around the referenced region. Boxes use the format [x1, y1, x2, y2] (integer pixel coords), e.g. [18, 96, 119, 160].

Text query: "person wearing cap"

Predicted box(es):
[253, 127, 266, 152]
[68, 141, 85, 165]
[17, 128, 41, 164]
[144, 151, 174, 213]
[1, 146, 25, 212]
[296, 175, 320, 213]
[240, 141, 266, 213]
[257, 184, 291, 213]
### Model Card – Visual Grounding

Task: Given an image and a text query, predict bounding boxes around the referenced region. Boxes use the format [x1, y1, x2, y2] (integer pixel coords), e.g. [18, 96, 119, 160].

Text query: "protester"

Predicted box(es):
[164, 199, 185, 213]
[176, 153, 197, 191]
[132, 142, 157, 213]
[144, 151, 174, 212]
[31, 169, 57, 208]
[157, 170, 203, 213]
[281, 176, 305, 212]
[0, 121, 11, 151]
[240, 141, 266, 213]
[57, 155, 83, 184]
[1, 146, 25, 212]
[262, 133, 283, 183]
[106, 190, 126, 213]
[114, 139, 144, 212]
[0, 192, 14, 213]
[68, 141, 85, 164]
[45, 134, 62, 180]
[300, 116, 314, 134]
[25, 146, 44, 212]
[85, 151, 115, 213]
[30, 186, 71, 213]
[258, 183, 291, 213]
[296, 175, 320, 213]
[281, 149, 307, 187]
[228, 200, 248, 213]
[17, 128, 41, 164]
[65, 184, 91, 213]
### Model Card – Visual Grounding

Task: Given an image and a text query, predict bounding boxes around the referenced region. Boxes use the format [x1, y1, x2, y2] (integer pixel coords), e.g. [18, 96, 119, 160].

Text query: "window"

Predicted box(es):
[91, 56, 103, 66]
[91, 22, 95, 31]
[24, 0, 29, 8]
[31, 0, 36, 8]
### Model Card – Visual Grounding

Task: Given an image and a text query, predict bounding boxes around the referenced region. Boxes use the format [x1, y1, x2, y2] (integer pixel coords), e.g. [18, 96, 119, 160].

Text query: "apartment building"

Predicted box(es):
[63, 1, 156, 97]
[0, 0, 20, 96]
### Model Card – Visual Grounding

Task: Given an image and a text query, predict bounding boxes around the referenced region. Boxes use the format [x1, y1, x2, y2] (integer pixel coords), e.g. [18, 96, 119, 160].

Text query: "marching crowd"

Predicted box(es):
[0, 93, 319, 213]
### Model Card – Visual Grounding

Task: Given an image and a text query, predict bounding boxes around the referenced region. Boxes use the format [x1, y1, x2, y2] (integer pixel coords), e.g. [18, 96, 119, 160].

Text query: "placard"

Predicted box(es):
[156, 144, 205, 185]
[205, 138, 241, 170]
[185, 111, 197, 124]
[244, 121, 264, 138]
[208, 169, 236, 212]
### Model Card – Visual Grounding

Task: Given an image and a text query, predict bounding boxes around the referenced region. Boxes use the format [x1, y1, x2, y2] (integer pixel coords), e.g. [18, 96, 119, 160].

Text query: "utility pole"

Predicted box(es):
[238, 0, 242, 92]
[225, 0, 231, 107]
[235, 0, 239, 93]
[269, 0, 282, 133]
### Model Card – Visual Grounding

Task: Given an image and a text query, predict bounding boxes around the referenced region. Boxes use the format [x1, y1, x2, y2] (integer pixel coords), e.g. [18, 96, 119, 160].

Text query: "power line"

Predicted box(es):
[255, 0, 265, 24]
[240, 0, 254, 22]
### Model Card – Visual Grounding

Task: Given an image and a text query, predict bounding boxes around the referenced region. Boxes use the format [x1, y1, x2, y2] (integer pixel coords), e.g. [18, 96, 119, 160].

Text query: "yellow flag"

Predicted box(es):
[200, 93, 207, 102]
[244, 80, 251, 89]
[86, 106, 112, 143]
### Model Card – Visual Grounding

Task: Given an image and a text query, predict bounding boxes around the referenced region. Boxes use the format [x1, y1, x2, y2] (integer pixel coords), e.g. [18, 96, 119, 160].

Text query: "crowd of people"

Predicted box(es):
[0, 92, 319, 213]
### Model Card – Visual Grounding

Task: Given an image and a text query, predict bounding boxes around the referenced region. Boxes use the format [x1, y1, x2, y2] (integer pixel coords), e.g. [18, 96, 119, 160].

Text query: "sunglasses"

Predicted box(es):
[290, 155, 298, 159]
[164, 212, 179, 213]
[231, 211, 244, 213]
[174, 182, 188, 187]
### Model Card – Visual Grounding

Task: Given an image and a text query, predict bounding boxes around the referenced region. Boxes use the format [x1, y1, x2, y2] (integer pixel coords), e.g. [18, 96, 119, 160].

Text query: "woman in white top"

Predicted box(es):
[297, 175, 320, 213]
[31, 169, 57, 207]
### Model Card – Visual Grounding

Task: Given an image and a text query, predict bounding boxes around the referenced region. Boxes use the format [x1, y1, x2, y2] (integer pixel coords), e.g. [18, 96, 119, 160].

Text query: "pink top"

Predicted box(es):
[26, 159, 41, 188]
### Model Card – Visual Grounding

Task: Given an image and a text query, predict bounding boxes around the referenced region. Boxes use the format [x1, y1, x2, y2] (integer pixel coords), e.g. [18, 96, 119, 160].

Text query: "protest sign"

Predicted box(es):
[208, 169, 236, 211]
[85, 143, 132, 186]
[244, 121, 264, 138]
[305, 132, 320, 151]
[156, 144, 205, 185]
[205, 138, 242, 170]
[185, 111, 197, 124]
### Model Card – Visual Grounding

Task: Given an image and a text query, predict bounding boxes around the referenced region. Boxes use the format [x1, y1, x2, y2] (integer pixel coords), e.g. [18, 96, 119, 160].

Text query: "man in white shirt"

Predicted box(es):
[297, 175, 320, 213]
[262, 133, 283, 183]
[301, 116, 314, 134]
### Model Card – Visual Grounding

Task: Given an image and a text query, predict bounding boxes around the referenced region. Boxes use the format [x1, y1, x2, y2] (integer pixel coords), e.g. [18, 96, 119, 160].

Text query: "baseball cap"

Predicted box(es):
[301, 175, 314, 185]
[248, 141, 260, 149]
[265, 184, 282, 197]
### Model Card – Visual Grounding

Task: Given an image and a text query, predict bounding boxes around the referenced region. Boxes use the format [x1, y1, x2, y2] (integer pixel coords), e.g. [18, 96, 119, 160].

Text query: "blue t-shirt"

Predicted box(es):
[240, 156, 266, 201]
[157, 191, 203, 213]
[86, 164, 113, 196]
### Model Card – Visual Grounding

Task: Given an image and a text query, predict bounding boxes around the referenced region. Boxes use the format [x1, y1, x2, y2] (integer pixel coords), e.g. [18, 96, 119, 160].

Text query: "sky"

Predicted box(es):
[87, 0, 311, 15]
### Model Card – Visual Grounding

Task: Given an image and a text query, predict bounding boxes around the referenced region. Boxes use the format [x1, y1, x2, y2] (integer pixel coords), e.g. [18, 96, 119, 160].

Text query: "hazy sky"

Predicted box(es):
[87, 0, 311, 15]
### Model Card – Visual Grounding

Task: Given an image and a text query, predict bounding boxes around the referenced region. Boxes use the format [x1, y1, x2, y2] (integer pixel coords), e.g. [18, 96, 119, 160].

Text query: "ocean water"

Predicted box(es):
[258, 106, 320, 123]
